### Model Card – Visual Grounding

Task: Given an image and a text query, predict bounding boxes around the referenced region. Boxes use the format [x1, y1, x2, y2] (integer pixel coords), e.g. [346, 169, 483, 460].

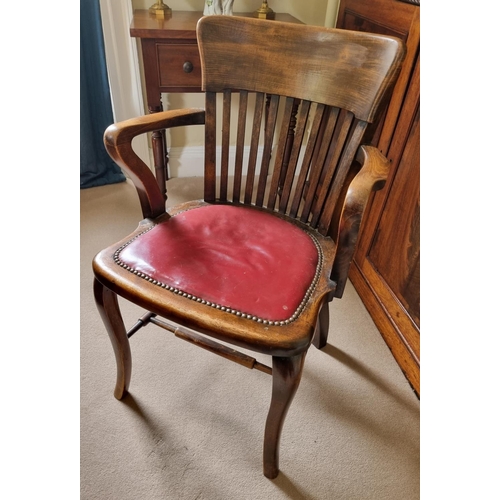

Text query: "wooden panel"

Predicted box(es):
[350, 262, 420, 393]
[342, 11, 406, 39]
[337, 0, 420, 154]
[337, 0, 420, 396]
[368, 107, 420, 327]
[352, 54, 420, 394]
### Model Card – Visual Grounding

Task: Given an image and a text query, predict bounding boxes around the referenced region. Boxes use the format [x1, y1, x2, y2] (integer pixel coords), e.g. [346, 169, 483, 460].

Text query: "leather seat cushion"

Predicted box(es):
[117, 204, 320, 323]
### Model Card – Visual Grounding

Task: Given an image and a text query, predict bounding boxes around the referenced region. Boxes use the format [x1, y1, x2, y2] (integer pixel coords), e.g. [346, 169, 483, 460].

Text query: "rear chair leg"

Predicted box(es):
[263, 352, 306, 479]
[312, 302, 330, 349]
[93, 278, 131, 400]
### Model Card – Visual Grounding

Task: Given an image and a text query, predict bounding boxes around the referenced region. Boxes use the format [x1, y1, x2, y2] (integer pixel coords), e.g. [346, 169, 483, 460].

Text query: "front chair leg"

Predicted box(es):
[93, 278, 132, 400]
[263, 352, 307, 479]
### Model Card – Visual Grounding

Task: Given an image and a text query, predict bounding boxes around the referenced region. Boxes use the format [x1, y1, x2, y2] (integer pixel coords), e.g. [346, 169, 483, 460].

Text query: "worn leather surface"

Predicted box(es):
[119, 205, 319, 321]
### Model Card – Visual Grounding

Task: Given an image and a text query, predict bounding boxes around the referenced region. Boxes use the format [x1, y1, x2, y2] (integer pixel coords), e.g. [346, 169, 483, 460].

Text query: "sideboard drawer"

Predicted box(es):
[157, 43, 202, 91]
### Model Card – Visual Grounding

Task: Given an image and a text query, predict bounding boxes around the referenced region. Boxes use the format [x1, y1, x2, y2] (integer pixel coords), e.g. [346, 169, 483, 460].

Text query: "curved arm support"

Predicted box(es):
[103, 108, 206, 219]
[331, 145, 390, 298]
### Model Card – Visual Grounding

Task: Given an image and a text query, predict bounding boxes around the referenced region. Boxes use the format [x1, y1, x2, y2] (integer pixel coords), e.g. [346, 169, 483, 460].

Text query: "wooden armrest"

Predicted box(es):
[103, 108, 205, 219]
[331, 145, 390, 298]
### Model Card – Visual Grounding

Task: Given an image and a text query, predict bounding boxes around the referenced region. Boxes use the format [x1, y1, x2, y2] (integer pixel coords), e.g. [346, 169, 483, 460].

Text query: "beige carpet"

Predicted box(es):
[81, 177, 419, 499]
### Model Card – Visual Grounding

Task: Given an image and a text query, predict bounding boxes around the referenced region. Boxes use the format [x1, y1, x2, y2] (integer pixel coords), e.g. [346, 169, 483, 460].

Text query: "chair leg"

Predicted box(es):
[312, 302, 330, 349]
[263, 352, 306, 479]
[93, 278, 132, 400]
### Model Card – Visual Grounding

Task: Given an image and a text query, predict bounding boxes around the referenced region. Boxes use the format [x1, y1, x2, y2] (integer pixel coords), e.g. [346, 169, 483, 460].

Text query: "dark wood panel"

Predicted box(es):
[337, 0, 419, 155]
[342, 12, 406, 39]
[337, 0, 420, 396]
[368, 107, 420, 327]
[337, 0, 416, 35]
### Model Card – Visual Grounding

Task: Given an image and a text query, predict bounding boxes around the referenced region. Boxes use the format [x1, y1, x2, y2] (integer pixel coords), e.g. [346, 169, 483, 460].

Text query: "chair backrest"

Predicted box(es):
[196, 16, 405, 236]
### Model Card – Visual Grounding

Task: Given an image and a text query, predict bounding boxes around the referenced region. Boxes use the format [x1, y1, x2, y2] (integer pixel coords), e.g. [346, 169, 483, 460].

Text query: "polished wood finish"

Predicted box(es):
[93, 278, 131, 400]
[264, 353, 306, 478]
[141, 314, 274, 374]
[130, 10, 303, 192]
[332, 146, 391, 299]
[336, 0, 420, 395]
[94, 16, 405, 478]
[103, 108, 205, 219]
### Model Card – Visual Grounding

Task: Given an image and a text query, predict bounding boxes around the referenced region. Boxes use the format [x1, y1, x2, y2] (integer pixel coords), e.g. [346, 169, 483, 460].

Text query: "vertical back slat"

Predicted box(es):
[289, 103, 326, 218]
[317, 120, 367, 234]
[204, 92, 217, 202]
[233, 91, 248, 203]
[196, 17, 405, 241]
[278, 99, 301, 196]
[279, 100, 311, 214]
[309, 109, 353, 225]
[299, 106, 340, 223]
[244, 92, 265, 204]
[220, 90, 232, 201]
[266, 97, 295, 210]
[255, 94, 280, 207]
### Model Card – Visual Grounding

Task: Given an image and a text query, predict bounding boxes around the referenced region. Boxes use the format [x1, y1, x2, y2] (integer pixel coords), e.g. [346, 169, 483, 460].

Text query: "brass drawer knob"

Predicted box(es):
[183, 61, 194, 74]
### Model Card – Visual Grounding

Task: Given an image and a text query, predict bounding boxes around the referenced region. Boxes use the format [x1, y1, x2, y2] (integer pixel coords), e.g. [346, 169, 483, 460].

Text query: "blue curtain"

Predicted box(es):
[80, 0, 126, 189]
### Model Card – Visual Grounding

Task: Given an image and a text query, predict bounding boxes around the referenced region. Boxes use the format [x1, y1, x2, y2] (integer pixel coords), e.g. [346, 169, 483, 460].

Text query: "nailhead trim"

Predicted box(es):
[113, 214, 323, 326]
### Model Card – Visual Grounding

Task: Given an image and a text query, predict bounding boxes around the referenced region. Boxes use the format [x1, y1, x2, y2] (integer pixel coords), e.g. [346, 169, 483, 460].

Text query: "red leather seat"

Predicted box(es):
[117, 204, 320, 324]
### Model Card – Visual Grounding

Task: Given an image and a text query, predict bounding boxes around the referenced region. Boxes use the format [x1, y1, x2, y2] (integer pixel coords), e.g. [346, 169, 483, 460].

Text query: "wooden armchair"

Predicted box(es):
[93, 16, 405, 479]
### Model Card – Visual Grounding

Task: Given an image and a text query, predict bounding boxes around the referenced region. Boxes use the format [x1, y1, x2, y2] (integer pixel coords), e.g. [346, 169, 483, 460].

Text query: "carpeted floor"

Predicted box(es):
[81, 177, 419, 500]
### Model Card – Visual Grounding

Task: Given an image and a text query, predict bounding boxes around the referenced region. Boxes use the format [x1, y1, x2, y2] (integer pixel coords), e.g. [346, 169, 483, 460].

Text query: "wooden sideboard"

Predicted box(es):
[130, 10, 302, 194]
[336, 0, 420, 396]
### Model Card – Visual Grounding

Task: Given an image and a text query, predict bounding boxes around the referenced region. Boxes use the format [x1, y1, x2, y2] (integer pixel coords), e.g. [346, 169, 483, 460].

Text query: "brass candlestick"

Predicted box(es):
[254, 0, 275, 19]
[149, 0, 172, 18]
